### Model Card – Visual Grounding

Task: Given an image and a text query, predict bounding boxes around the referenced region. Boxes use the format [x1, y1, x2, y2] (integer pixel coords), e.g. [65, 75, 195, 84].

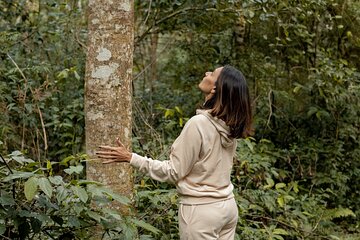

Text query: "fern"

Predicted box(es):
[322, 208, 356, 221]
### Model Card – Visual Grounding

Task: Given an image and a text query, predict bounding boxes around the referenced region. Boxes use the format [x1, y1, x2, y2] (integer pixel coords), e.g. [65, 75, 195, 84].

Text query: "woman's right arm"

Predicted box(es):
[130, 117, 203, 184]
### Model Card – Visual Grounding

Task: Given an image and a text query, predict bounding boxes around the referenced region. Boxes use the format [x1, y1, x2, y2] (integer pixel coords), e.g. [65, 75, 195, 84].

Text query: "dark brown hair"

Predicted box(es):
[204, 65, 253, 138]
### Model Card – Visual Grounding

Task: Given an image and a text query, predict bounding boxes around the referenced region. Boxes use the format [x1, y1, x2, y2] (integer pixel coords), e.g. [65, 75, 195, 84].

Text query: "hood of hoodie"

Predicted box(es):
[196, 109, 235, 148]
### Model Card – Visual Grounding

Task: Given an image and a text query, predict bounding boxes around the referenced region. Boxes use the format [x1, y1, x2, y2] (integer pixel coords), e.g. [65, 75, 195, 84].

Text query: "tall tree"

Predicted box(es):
[85, 0, 134, 209]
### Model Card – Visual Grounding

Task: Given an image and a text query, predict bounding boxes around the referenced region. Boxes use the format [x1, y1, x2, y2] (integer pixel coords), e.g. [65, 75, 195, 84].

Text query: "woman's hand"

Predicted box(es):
[96, 138, 132, 164]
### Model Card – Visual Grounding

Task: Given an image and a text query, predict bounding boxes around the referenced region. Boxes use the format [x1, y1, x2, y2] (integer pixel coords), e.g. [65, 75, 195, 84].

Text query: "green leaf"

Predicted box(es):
[64, 165, 84, 175]
[30, 218, 42, 233]
[131, 219, 160, 235]
[307, 106, 318, 117]
[38, 177, 53, 198]
[95, 186, 130, 205]
[87, 210, 104, 222]
[273, 235, 284, 240]
[0, 192, 15, 206]
[174, 106, 183, 114]
[68, 216, 80, 227]
[293, 85, 301, 93]
[291, 181, 299, 193]
[24, 177, 38, 201]
[333, 208, 356, 218]
[316, 111, 322, 120]
[179, 117, 184, 127]
[9, 151, 34, 164]
[49, 176, 63, 185]
[264, 178, 274, 189]
[56, 186, 67, 202]
[74, 70, 80, 80]
[60, 155, 75, 166]
[244, 138, 254, 152]
[277, 196, 284, 207]
[104, 190, 130, 205]
[57, 69, 69, 79]
[77, 180, 102, 185]
[51, 215, 64, 226]
[273, 228, 289, 235]
[275, 183, 286, 190]
[3, 170, 35, 181]
[0, 224, 5, 235]
[164, 109, 173, 118]
[71, 186, 88, 203]
[103, 208, 123, 220]
[46, 160, 52, 170]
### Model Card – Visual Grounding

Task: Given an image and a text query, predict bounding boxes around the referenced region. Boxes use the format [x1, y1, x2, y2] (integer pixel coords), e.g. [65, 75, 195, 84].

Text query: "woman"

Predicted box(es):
[97, 65, 252, 239]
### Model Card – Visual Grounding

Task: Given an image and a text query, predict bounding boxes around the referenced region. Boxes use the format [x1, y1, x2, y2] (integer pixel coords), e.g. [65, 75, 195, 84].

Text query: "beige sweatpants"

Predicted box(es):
[179, 198, 238, 240]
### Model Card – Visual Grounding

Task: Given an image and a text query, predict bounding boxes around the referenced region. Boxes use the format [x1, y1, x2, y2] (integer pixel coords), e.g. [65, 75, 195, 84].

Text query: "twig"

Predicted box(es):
[133, 37, 173, 81]
[266, 89, 273, 129]
[5, 31, 36, 50]
[7, 54, 28, 151]
[271, 104, 297, 130]
[37, 106, 48, 151]
[135, 7, 204, 44]
[42, 229, 56, 240]
[311, 210, 324, 233]
[74, 29, 88, 51]
[0, 153, 15, 199]
[143, 0, 152, 25]
[0, 154, 13, 174]
[0, 235, 12, 240]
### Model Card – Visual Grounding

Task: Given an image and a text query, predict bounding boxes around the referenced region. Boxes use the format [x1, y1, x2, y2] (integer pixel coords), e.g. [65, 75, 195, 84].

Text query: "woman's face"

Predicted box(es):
[198, 67, 223, 94]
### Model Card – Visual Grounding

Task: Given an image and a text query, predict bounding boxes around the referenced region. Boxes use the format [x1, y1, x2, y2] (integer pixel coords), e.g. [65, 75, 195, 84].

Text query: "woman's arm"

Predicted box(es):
[97, 117, 202, 184]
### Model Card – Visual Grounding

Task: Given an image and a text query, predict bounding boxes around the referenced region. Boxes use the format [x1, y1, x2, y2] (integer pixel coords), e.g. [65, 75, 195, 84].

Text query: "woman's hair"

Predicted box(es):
[204, 65, 253, 139]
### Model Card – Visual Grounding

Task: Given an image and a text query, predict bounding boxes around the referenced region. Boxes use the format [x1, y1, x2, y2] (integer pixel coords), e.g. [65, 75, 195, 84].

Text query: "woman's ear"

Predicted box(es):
[205, 86, 216, 101]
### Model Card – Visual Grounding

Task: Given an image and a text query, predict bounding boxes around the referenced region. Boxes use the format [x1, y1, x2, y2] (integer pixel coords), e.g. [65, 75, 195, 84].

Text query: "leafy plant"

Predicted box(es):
[0, 151, 160, 239]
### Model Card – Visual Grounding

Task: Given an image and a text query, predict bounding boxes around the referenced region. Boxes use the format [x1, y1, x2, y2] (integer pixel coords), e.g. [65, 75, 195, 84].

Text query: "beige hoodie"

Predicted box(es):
[130, 109, 237, 204]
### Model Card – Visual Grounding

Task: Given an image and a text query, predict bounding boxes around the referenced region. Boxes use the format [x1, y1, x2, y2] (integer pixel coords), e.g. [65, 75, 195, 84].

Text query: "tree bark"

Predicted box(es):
[85, 0, 134, 210]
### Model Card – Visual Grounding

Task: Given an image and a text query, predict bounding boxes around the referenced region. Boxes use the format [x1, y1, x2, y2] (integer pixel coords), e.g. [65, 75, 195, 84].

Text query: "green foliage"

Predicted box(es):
[233, 138, 356, 239]
[0, 151, 160, 239]
[0, 0, 86, 161]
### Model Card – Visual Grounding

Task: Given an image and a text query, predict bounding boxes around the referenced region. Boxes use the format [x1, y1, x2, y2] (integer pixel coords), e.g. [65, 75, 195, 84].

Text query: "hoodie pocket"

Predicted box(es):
[179, 204, 195, 226]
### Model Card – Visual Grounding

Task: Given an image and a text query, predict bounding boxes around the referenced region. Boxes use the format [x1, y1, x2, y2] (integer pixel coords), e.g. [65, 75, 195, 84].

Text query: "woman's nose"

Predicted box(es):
[205, 72, 211, 76]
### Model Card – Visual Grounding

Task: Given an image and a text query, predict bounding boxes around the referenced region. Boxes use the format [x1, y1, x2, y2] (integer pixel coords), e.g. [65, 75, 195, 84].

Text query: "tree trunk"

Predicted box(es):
[85, 0, 134, 211]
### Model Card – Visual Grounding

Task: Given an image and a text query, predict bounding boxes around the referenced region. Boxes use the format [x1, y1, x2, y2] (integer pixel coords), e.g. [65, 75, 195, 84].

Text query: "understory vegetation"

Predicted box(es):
[1, 0, 359, 239]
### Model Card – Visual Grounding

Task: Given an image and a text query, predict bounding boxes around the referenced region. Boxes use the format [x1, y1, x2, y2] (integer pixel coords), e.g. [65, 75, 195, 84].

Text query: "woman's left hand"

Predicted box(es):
[96, 138, 132, 164]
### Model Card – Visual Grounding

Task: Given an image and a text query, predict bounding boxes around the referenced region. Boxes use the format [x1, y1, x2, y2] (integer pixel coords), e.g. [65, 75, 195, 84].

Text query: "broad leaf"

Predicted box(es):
[131, 219, 160, 235]
[56, 186, 67, 202]
[86, 210, 104, 222]
[64, 165, 84, 175]
[0, 225, 5, 235]
[49, 176, 63, 185]
[0, 192, 15, 206]
[38, 178, 53, 198]
[71, 186, 88, 203]
[3, 170, 35, 181]
[24, 177, 38, 201]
